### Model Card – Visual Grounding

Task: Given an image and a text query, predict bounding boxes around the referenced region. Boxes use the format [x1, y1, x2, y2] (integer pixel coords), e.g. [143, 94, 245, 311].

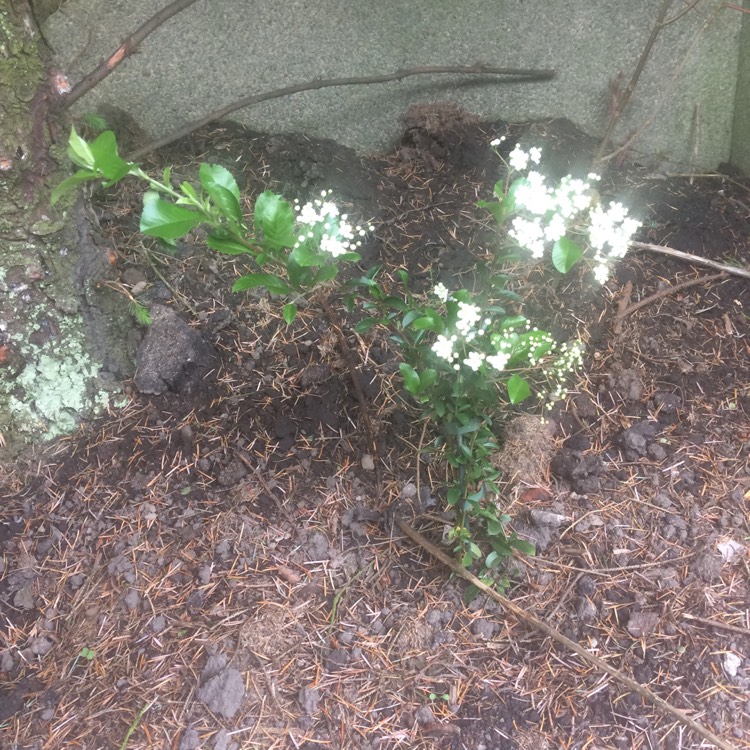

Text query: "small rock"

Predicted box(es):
[361, 454, 375, 471]
[576, 598, 598, 623]
[529, 509, 570, 527]
[415, 705, 436, 725]
[647, 444, 667, 461]
[693, 552, 723, 583]
[179, 728, 201, 750]
[626, 610, 660, 638]
[13, 584, 35, 610]
[27, 637, 53, 656]
[298, 686, 321, 714]
[197, 668, 245, 718]
[123, 589, 140, 611]
[471, 618, 497, 640]
[724, 652, 742, 678]
[151, 615, 166, 633]
[400, 482, 417, 499]
[0, 651, 14, 672]
[213, 729, 238, 750]
[324, 648, 349, 673]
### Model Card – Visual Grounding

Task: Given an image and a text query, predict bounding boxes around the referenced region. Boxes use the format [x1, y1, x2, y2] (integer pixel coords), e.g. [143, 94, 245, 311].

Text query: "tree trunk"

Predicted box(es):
[0, 1, 132, 461]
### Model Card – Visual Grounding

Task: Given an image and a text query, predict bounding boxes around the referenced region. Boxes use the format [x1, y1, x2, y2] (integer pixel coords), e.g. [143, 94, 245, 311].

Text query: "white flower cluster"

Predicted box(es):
[544, 340, 585, 407]
[587, 201, 641, 283]
[502, 146, 640, 282]
[293, 190, 372, 258]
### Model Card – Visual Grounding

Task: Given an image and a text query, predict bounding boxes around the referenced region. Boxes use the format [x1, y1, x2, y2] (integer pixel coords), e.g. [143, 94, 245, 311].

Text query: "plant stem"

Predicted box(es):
[594, 0, 674, 163]
[118, 702, 152, 750]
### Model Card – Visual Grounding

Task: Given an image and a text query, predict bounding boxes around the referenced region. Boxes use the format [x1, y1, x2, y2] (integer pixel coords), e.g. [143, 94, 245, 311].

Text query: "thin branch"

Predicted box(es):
[595, 0, 674, 162]
[395, 516, 739, 750]
[127, 64, 555, 160]
[60, 0, 201, 109]
[630, 241, 750, 279]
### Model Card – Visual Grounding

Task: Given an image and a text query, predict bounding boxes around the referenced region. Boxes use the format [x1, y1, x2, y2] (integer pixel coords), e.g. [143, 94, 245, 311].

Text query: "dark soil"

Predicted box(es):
[1, 107, 749, 750]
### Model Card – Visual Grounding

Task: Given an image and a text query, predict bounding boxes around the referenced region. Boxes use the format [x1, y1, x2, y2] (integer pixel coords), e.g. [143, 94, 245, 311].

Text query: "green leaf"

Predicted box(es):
[140, 192, 204, 239]
[180, 182, 199, 203]
[199, 163, 243, 224]
[477, 199, 507, 226]
[507, 374, 531, 404]
[410, 310, 444, 332]
[290, 244, 328, 267]
[282, 303, 297, 325]
[130, 300, 152, 326]
[89, 130, 130, 182]
[399, 363, 421, 395]
[313, 265, 338, 285]
[51, 169, 99, 205]
[486, 517, 504, 536]
[232, 273, 291, 295]
[443, 419, 481, 436]
[446, 486, 462, 506]
[511, 537, 536, 556]
[419, 368, 437, 390]
[162, 166, 171, 185]
[206, 234, 253, 255]
[353, 317, 379, 334]
[551, 237, 582, 273]
[485, 551, 501, 568]
[67, 127, 95, 170]
[396, 269, 409, 285]
[254, 191, 296, 250]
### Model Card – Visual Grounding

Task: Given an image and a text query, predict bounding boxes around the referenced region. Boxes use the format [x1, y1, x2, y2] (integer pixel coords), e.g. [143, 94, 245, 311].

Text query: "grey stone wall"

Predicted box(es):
[46, 0, 743, 170]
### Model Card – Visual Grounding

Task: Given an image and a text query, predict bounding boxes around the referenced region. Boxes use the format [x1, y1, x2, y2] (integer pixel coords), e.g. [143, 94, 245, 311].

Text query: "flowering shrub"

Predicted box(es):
[52, 128, 368, 324]
[53, 128, 634, 592]
[348, 269, 583, 580]
[483, 139, 641, 283]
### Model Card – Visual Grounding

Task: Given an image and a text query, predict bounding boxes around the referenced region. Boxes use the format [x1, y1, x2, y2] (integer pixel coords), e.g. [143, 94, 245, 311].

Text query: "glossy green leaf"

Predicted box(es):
[353, 317, 379, 334]
[89, 130, 130, 182]
[232, 273, 290, 295]
[282, 303, 297, 325]
[290, 244, 328, 267]
[51, 169, 99, 205]
[399, 363, 421, 395]
[140, 192, 204, 239]
[507, 374, 531, 404]
[485, 551, 501, 568]
[206, 234, 253, 255]
[511, 537, 536, 556]
[199, 163, 243, 224]
[313, 265, 338, 285]
[419, 368, 437, 390]
[67, 127, 95, 170]
[552, 236, 582, 273]
[254, 190, 295, 250]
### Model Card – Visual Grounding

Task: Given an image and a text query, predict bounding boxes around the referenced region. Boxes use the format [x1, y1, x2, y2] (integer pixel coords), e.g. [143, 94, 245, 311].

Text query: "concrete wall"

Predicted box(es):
[731, 0, 750, 173]
[45, 0, 743, 171]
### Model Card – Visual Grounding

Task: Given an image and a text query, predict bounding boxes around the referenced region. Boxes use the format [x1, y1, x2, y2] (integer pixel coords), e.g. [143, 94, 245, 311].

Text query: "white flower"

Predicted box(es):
[486, 352, 510, 372]
[528, 146, 542, 164]
[456, 302, 482, 335]
[432, 334, 456, 362]
[515, 171, 555, 216]
[544, 213, 567, 242]
[508, 144, 529, 172]
[463, 351, 485, 371]
[593, 264, 610, 284]
[553, 177, 594, 219]
[490, 137, 504, 147]
[433, 283, 450, 302]
[509, 216, 545, 258]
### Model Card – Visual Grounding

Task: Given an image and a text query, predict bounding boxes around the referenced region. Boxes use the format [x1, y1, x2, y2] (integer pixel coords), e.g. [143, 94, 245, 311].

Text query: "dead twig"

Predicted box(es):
[395, 516, 739, 750]
[681, 612, 750, 637]
[60, 0, 201, 109]
[127, 64, 555, 160]
[630, 241, 750, 280]
[614, 271, 727, 332]
[595, 0, 673, 162]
